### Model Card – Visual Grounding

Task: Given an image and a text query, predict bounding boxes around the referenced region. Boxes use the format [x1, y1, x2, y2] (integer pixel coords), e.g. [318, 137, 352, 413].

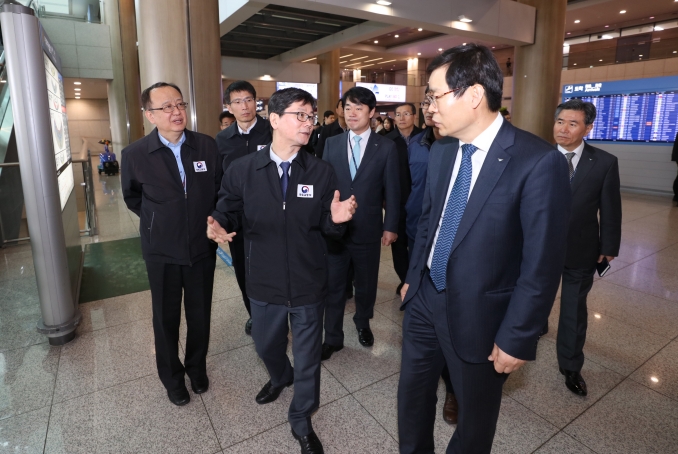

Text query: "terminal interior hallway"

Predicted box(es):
[2, 162, 678, 453]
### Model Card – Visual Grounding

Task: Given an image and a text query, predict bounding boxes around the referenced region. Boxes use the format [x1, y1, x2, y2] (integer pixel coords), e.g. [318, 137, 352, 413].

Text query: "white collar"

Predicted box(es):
[238, 117, 257, 135]
[557, 141, 585, 157]
[269, 147, 297, 166]
[459, 113, 504, 152]
[348, 127, 371, 144]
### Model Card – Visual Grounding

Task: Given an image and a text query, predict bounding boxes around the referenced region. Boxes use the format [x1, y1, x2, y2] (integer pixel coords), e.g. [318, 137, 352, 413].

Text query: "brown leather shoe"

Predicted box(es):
[443, 392, 458, 425]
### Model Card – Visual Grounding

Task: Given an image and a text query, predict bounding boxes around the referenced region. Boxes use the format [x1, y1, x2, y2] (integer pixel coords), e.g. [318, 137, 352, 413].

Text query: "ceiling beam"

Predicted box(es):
[219, 0, 267, 37]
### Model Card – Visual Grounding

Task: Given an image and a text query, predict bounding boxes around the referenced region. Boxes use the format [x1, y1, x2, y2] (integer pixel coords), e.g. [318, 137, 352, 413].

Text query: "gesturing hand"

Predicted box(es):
[206, 216, 236, 244]
[488, 343, 526, 374]
[331, 190, 358, 224]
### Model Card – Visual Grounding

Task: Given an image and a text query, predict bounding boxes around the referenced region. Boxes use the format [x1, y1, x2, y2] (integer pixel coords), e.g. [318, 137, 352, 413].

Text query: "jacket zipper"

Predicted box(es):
[283, 190, 291, 307]
[185, 186, 191, 266]
[248, 241, 252, 276]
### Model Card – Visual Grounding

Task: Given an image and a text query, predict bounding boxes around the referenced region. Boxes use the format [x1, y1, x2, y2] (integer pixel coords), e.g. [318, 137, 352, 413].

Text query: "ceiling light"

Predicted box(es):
[374, 40, 379, 44]
[74, 88, 81, 91]
[574, 20, 580, 24]
[380, 59, 396, 64]
[655, 26, 664, 31]
[340, 54, 353, 58]
[605, 25, 609, 28]
[75, 96, 80, 99]
[458, 15, 472, 23]
[438, 48, 443, 51]
[360, 64, 374, 68]
[650, 16, 655, 19]
[620, 10, 626, 14]
[301, 57, 317, 62]
[574, 63, 577, 65]
[0, 79, 5, 84]
[364, 58, 383, 63]
[674, 51, 677, 53]
[599, 59, 603, 61]
[492, 46, 496, 49]
[417, 52, 421, 55]
[639, 54, 643, 57]
[462, 43, 467, 45]
[567, 32, 571, 35]
[350, 56, 369, 61]
[376, 0, 391, 5]
[74, 81, 81, 85]
[417, 28, 423, 32]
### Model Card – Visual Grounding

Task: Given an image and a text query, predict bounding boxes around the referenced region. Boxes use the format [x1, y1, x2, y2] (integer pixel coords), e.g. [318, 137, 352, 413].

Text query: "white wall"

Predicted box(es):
[65, 99, 112, 153]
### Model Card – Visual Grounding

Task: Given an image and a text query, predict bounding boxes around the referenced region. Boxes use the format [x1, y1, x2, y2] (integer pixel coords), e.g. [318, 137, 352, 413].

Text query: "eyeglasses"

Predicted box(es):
[420, 100, 431, 109]
[280, 111, 318, 124]
[425, 87, 466, 107]
[147, 102, 189, 114]
[395, 112, 413, 118]
[228, 97, 255, 106]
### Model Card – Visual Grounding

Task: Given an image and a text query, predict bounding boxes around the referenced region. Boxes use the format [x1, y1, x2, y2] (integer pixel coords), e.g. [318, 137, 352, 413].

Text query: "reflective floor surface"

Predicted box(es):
[1, 166, 678, 453]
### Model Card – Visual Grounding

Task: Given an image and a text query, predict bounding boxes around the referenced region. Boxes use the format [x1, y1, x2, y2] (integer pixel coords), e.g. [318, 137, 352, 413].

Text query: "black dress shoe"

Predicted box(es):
[255, 377, 293, 404]
[396, 282, 404, 296]
[320, 343, 343, 361]
[190, 376, 209, 394]
[167, 386, 190, 406]
[560, 368, 587, 396]
[357, 328, 374, 347]
[245, 318, 252, 335]
[292, 429, 324, 454]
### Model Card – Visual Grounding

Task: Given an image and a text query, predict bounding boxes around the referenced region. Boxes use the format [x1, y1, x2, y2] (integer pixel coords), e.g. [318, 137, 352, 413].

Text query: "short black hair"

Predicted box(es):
[342, 87, 376, 111]
[555, 99, 597, 125]
[268, 87, 317, 116]
[336, 98, 343, 109]
[395, 103, 416, 115]
[375, 116, 383, 123]
[323, 110, 335, 119]
[225, 80, 256, 104]
[427, 43, 503, 112]
[141, 82, 182, 110]
[219, 111, 235, 122]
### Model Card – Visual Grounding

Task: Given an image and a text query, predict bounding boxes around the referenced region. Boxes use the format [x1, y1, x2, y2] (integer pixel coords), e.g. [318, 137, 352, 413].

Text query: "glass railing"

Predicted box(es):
[26, 0, 104, 24]
[564, 35, 678, 70]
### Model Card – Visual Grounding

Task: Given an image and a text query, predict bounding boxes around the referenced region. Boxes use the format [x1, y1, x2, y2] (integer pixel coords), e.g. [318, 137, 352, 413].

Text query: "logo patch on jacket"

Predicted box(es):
[297, 185, 313, 198]
[193, 161, 207, 172]
[257, 145, 267, 151]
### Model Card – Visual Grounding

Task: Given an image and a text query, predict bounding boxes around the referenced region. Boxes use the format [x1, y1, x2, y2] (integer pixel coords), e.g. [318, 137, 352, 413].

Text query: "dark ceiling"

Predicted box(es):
[220, 5, 366, 60]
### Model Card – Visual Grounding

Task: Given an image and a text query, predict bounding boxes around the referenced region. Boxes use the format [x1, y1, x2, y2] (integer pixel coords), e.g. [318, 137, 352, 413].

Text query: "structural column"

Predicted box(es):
[317, 49, 340, 116]
[512, 0, 567, 142]
[136, 0, 222, 137]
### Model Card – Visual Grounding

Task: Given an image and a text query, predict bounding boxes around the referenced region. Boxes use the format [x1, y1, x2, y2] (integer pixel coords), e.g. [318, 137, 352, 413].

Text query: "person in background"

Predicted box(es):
[506, 57, 513, 76]
[315, 99, 346, 159]
[208, 87, 357, 454]
[323, 110, 336, 125]
[379, 116, 394, 136]
[374, 116, 384, 133]
[500, 108, 511, 122]
[122, 82, 222, 407]
[219, 110, 235, 130]
[215, 80, 273, 336]
[389, 103, 422, 146]
[672, 130, 678, 206]
[551, 99, 622, 397]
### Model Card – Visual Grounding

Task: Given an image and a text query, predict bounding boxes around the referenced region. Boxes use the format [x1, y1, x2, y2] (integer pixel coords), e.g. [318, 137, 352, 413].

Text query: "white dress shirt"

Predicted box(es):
[347, 128, 371, 165]
[238, 117, 257, 135]
[557, 141, 585, 170]
[270, 147, 297, 177]
[427, 113, 505, 268]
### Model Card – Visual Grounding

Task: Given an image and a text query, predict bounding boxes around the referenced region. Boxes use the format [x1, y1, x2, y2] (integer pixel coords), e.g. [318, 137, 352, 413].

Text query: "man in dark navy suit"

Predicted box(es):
[552, 99, 621, 397]
[397, 44, 571, 454]
[321, 87, 400, 358]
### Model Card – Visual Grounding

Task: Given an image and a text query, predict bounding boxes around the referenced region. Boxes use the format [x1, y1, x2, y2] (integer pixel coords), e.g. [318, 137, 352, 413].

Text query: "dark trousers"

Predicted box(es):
[557, 265, 596, 372]
[398, 273, 507, 454]
[673, 162, 678, 202]
[324, 238, 381, 346]
[229, 236, 250, 315]
[145, 254, 216, 391]
[391, 210, 409, 283]
[250, 298, 324, 437]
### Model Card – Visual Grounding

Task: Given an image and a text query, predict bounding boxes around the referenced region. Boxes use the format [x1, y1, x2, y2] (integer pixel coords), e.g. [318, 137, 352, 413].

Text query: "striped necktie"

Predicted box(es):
[565, 152, 576, 182]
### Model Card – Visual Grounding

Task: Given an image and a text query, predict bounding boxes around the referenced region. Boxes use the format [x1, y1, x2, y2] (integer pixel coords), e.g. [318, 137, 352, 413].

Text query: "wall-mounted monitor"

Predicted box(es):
[562, 76, 678, 142]
[276, 82, 318, 98]
[356, 82, 406, 103]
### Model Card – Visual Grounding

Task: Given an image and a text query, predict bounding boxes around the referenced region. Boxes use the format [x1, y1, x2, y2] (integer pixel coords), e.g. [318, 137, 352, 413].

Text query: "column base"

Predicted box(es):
[47, 330, 76, 345]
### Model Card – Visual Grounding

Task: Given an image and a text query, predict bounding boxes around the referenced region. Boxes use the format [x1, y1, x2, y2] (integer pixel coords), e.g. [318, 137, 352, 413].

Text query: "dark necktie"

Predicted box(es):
[565, 152, 576, 182]
[280, 161, 291, 200]
[429, 144, 478, 292]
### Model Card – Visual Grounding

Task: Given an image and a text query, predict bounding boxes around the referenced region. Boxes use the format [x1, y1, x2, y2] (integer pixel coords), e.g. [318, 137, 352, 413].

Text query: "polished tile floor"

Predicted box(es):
[2, 165, 678, 453]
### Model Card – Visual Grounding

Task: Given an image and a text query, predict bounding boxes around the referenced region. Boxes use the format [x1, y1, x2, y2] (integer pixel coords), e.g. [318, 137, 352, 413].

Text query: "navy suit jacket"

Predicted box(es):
[323, 130, 400, 244]
[403, 120, 571, 363]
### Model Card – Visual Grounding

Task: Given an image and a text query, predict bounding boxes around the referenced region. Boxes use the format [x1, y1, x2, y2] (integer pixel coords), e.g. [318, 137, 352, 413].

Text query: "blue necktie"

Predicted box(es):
[280, 161, 291, 200]
[349, 136, 362, 180]
[429, 144, 478, 292]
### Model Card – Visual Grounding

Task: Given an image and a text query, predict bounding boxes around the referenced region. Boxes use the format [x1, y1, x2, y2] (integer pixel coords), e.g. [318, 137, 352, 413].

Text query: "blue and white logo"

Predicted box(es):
[297, 184, 313, 198]
[564, 85, 574, 94]
[193, 161, 207, 172]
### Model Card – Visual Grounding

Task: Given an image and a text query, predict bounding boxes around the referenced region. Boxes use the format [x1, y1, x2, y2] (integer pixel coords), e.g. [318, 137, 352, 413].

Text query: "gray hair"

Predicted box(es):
[555, 99, 597, 125]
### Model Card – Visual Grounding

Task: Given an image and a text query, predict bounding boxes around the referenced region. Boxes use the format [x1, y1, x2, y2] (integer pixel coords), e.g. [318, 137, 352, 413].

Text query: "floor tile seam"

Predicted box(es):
[502, 393, 560, 433]
[75, 314, 155, 335]
[0, 338, 49, 355]
[0, 403, 54, 423]
[204, 341, 257, 362]
[583, 301, 677, 340]
[347, 370, 401, 396]
[350, 390, 401, 446]
[632, 256, 678, 275]
[317, 359, 351, 395]
[218, 420, 290, 450]
[529, 430, 603, 454]
[42, 347, 62, 454]
[198, 393, 224, 452]
[621, 336, 678, 403]
[50, 371, 156, 406]
[598, 276, 678, 306]
[537, 338, 625, 377]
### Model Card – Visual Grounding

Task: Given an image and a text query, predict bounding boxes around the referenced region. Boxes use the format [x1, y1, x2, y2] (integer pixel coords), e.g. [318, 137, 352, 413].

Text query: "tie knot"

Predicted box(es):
[354, 136, 362, 144]
[280, 161, 291, 173]
[565, 152, 575, 162]
[461, 143, 478, 157]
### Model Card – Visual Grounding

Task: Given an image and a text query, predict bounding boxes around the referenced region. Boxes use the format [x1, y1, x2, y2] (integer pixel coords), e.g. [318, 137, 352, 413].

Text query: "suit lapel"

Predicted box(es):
[570, 143, 596, 196]
[430, 140, 458, 229]
[353, 132, 378, 181]
[448, 125, 513, 255]
[335, 131, 353, 183]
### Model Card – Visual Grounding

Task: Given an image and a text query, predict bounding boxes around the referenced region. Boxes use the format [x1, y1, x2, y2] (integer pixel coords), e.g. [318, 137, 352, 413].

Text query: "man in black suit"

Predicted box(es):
[122, 82, 223, 406]
[215, 80, 272, 335]
[552, 99, 622, 396]
[208, 88, 356, 454]
[397, 44, 571, 453]
[386, 103, 421, 293]
[321, 87, 400, 358]
[315, 99, 346, 159]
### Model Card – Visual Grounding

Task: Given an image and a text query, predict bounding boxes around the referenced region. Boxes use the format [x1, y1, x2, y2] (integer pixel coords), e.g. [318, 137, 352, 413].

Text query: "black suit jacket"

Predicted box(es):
[323, 130, 400, 243]
[672, 131, 678, 162]
[215, 115, 272, 173]
[315, 121, 344, 159]
[404, 121, 571, 363]
[565, 142, 622, 269]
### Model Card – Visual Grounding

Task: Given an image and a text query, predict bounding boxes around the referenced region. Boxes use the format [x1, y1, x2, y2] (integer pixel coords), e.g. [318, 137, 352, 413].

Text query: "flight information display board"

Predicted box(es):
[44, 51, 74, 210]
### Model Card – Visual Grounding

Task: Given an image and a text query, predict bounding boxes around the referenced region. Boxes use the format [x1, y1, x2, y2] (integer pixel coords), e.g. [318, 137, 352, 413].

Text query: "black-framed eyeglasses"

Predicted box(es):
[395, 112, 413, 118]
[228, 97, 255, 106]
[425, 87, 466, 107]
[147, 102, 189, 113]
[280, 111, 318, 124]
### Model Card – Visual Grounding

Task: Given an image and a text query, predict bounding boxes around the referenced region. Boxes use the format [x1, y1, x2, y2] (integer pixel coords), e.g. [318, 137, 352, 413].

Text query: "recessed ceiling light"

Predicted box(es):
[655, 26, 664, 31]
[567, 32, 571, 35]
[599, 59, 603, 61]
[374, 40, 379, 44]
[605, 25, 609, 28]
[417, 52, 421, 55]
[620, 10, 626, 14]
[639, 54, 643, 57]
[462, 43, 466, 45]
[650, 16, 655, 19]
[376, 0, 391, 5]
[674, 51, 677, 53]
[75, 97, 80, 99]
[74, 88, 81, 91]
[74, 81, 81, 85]
[350, 56, 369, 61]
[340, 54, 353, 58]
[573, 63, 577, 65]
[574, 19, 580, 24]
[458, 15, 472, 23]
[394, 34, 399, 38]
[438, 48, 443, 51]
[417, 28, 423, 31]
[492, 46, 496, 49]
[301, 57, 317, 62]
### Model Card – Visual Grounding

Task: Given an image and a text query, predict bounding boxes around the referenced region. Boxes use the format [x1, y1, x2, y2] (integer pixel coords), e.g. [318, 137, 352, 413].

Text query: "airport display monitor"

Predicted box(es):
[44, 51, 74, 209]
[562, 76, 678, 143]
[276, 82, 318, 98]
[356, 82, 407, 103]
